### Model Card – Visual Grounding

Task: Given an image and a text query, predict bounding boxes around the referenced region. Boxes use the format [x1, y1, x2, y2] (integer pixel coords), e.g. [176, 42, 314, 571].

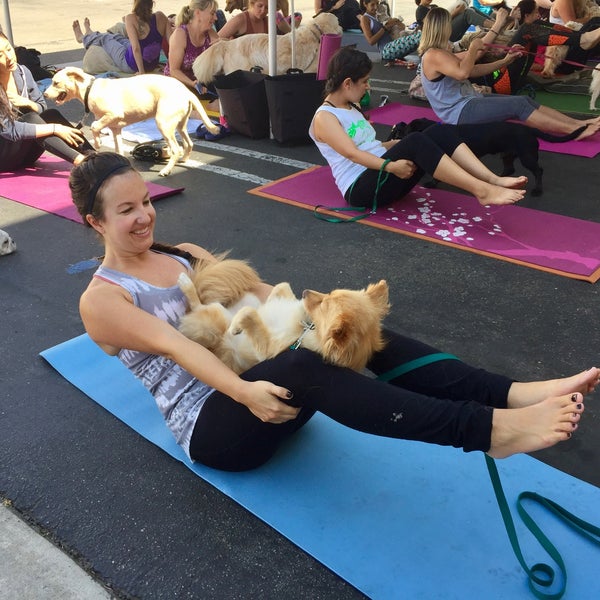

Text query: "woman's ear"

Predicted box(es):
[86, 214, 103, 232]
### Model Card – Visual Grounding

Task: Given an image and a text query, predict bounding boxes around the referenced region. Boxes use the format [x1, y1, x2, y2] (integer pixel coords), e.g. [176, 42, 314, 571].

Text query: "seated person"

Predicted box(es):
[218, 0, 300, 38]
[360, 0, 423, 62]
[415, 0, 497, 41]
[0, 30, 92, 172]
[315, 0, 363, 31]
[72, 0, 169, 74]
[165, 0, 220, 107]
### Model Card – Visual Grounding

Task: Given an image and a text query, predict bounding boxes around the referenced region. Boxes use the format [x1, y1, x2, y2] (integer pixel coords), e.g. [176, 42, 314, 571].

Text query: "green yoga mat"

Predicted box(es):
[534, 89, 596, 115]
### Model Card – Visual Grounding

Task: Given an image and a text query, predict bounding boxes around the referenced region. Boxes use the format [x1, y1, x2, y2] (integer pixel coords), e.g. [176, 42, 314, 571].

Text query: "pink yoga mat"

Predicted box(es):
[0, 154, 184, 224]
[250, 166, 600, 282]
[317, 34, 342, 80]
[367, 102, 600, 158]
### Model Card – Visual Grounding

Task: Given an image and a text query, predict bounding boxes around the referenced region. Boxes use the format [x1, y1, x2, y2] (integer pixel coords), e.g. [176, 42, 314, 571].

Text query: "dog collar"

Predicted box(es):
[289, 321, 315, 350]
[83, 78, 96, 114]
[309, 22, 323, 45]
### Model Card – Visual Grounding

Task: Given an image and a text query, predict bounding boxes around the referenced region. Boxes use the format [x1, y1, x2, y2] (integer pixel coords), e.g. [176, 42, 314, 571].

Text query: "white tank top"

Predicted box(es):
[309, 104, 386, 196]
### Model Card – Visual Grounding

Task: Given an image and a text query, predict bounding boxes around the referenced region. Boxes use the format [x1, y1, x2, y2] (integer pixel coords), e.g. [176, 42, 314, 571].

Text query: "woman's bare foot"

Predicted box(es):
[83, 17, 92, 35]
[491, 175, 528, 189]
[488, 393, 585, 458]
[508, 367, 600, 408]
[576, 120, 600, 140]
[476, 183, 525, 206]
[72, 20, 83, 44]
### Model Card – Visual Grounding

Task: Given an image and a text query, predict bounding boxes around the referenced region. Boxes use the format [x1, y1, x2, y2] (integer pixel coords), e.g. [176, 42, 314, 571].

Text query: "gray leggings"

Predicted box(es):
[82, 31, 134, 73]
[458, 95, 540, 125]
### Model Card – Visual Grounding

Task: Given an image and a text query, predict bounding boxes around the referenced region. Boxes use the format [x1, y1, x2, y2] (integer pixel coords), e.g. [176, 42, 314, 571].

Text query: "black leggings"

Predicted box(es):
[345, 124, 463, 208]
[189, 329, 512, 471]
[0, 109, 93, 173]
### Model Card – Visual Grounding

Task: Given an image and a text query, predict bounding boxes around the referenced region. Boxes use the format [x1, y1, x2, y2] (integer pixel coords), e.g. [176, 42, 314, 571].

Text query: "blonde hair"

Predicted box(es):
[176, 0, 218, 26]
[417, 7, 452, 56]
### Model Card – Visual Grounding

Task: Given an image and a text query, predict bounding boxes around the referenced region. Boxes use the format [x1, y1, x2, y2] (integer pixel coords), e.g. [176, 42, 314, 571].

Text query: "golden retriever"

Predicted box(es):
[177, 259, 389, 374]
[44, 67, 219, 176]
[192, 11, 342, 84]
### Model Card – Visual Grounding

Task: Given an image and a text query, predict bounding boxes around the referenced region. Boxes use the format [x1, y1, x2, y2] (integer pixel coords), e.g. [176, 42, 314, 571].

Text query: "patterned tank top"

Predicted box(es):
[163, 25, 212, 80]
[124, 14, 164, 72]
[93, 252, 214, 457]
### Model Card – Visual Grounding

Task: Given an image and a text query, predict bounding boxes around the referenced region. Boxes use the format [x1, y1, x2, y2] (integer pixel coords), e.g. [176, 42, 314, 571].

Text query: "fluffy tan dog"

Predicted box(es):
[192, 11, 342, 84]
[44, 67, 219, 176]
[177, 259, 390, 374]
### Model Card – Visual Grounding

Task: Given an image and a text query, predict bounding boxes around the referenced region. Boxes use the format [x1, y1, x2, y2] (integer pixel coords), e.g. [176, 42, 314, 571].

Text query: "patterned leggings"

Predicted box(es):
[381, 31, 422, 60]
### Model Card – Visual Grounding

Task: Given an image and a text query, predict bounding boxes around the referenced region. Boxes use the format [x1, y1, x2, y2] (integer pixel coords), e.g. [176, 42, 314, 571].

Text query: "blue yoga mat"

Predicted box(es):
[41, 334, 600, 599]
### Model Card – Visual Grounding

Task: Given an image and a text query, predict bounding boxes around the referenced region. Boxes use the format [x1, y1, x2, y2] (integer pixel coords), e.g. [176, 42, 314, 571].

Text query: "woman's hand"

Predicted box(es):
[235, 380, 300, 423]
[52, 124, 86, 146]
[502, 44, 524, 65]
[388, 159, 417, 180]
[8, 95, 40, 113]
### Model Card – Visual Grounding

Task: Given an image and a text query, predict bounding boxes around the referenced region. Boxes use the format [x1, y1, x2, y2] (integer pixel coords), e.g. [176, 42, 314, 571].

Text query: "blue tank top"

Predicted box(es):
[421, 50, 480, 124]
[125, 14, 163, 72]
[93, 251, 214, 457]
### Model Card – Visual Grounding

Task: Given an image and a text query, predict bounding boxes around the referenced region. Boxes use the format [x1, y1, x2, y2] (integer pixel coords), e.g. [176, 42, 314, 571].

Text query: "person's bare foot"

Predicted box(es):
[508, 367, 600, 408]
[576, 119, 600, 140]
[488, 393, 585, 458]
[83, 17, 92, 35]
[476, 183, 525, 206]
[492, 175, 528, 189]
[72, 20, 83, 44]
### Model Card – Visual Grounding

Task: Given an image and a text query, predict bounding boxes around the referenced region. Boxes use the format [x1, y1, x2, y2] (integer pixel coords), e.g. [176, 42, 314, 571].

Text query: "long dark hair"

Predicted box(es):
[0, 86, 16, 127]
[324, 47, 372, 95]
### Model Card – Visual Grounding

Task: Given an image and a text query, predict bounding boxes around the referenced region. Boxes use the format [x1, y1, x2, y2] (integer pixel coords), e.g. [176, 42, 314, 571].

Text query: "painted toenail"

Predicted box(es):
[571, 394, 578, 401]
[577, 403, 582, 409]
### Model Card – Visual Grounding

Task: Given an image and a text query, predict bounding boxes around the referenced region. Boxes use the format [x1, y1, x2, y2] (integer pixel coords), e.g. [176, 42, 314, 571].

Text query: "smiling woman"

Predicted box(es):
[309, 46, 527, 208]
[0, 28, 92, 172]
[68, 149, 598, 472]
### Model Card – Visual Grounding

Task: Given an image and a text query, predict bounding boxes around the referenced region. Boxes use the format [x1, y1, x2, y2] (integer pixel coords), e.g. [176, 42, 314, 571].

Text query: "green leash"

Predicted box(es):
[378, 354, 600, 599]
[313, 159, 391, 223]
[485, 454, 600, 599]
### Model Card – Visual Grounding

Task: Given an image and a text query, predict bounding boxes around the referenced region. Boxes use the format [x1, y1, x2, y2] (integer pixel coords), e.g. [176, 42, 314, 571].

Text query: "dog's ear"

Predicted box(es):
[365, 280, 391, 316]
[62, 67, 86, 82]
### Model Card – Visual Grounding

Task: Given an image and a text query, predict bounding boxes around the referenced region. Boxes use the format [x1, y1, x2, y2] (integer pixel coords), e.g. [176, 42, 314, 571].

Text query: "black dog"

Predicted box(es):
[387, 118, 586, 196]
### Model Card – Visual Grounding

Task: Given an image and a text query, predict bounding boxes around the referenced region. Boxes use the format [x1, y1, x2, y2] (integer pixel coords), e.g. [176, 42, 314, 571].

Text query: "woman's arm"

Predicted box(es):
[423, 41, 483, 81]
[0, 117, 84, 145]
[313, 110, 416, 179]
[8, 66, 46, 113]
[155, 11, 171, 42]
[167, 27, 198, 88]
[124, 13, 146, 73]
[359, 14, 387, 46]
[218, 13, 245, 40]
[80, 276, 297, 424]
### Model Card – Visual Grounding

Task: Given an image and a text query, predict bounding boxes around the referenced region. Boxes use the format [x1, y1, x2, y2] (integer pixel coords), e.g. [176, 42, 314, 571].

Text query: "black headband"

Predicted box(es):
[86, 164, 131, 216]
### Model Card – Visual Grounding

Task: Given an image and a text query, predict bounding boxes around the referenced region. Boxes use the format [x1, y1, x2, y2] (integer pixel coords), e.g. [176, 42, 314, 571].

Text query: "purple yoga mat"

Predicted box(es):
[368, 102, 600, 158]
[250, 166, 600, 282]
[317, 33, 342, 80]
[0, 154, 184, 224]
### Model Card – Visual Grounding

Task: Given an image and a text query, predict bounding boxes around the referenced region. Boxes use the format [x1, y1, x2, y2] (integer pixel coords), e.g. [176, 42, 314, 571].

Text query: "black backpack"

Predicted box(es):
[15, 47, 54, 81]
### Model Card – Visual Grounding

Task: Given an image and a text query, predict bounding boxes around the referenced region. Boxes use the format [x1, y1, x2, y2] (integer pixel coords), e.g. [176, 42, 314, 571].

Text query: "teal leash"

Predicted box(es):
[313, 159, 391, 223]
[377, 353, 600, 599]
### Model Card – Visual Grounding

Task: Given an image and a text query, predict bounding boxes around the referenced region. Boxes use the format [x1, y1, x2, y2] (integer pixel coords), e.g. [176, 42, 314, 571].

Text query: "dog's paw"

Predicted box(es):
[158, 165, 173, 177]
[229, 306, 256, 335]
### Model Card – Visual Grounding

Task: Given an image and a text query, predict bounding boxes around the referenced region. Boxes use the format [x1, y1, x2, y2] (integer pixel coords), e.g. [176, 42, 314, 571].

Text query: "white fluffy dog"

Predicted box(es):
[192, 12, 342, 84]
[590, 65, 600, 110]
[44, 67, 219, 176]
[0, 229, 16, 256]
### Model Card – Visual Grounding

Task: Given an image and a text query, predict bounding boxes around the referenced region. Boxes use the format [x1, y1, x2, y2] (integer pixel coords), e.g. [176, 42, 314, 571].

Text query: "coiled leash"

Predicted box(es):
[377, 353, 600, 599]
[313, 159, 391, 223]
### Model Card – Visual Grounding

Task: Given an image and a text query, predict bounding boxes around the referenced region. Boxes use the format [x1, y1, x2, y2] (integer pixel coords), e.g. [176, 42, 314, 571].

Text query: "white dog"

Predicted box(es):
[590, 65, 600, 110]
[0, 229, 16, 256]
[44, 67, 219, 176]
[192, 12, 342, 84]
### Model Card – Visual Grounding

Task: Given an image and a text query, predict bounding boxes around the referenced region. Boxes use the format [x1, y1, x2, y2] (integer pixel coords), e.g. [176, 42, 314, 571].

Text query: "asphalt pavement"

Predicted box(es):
[1, 47, 599, 599]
